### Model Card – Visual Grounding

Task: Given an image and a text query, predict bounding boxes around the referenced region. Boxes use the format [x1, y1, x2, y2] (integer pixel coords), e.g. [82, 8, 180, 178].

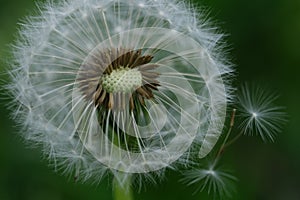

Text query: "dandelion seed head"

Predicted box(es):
[7, 0, 233, 184]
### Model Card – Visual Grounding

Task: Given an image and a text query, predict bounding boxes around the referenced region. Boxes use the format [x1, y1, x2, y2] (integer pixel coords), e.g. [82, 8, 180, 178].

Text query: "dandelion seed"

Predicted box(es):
[237, 83, 287, 142]
[7, 0, 232, 186]
[181, 162, 237, 198]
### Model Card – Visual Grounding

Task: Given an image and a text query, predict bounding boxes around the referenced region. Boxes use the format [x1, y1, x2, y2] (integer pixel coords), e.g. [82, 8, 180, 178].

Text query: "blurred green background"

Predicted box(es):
[0, 0, 300, 199]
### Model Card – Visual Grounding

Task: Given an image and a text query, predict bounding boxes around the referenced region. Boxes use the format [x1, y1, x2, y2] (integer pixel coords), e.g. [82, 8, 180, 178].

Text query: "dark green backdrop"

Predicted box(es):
[1, 0, 300, 199]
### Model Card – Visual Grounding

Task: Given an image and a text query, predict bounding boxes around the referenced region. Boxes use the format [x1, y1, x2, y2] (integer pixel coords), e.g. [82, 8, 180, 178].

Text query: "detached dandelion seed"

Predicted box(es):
[237, 83, 287, 142]
[181, 161, 237, 198]
[252, 112, 257, 118]
[7, 0, 234, 195]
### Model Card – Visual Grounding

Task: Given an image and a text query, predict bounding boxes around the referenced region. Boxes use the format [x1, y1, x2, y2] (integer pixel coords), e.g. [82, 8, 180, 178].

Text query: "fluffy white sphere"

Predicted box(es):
[8, 0, 232, 183]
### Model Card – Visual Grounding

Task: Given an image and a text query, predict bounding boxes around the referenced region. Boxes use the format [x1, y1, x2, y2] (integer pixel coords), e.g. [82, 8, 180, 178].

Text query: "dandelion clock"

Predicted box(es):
[5, 0, 256, 199]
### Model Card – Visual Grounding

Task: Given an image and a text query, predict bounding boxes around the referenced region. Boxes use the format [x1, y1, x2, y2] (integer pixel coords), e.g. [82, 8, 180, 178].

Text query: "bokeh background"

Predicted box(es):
[0, 0, 299, 199]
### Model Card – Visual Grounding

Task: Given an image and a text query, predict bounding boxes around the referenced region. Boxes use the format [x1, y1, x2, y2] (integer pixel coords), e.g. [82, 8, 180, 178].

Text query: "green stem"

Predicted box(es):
[113, 175, 133, 200]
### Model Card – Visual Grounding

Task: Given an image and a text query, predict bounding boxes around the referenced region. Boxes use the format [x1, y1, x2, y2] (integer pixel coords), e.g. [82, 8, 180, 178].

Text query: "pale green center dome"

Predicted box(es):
[101, 67, 142, 93]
